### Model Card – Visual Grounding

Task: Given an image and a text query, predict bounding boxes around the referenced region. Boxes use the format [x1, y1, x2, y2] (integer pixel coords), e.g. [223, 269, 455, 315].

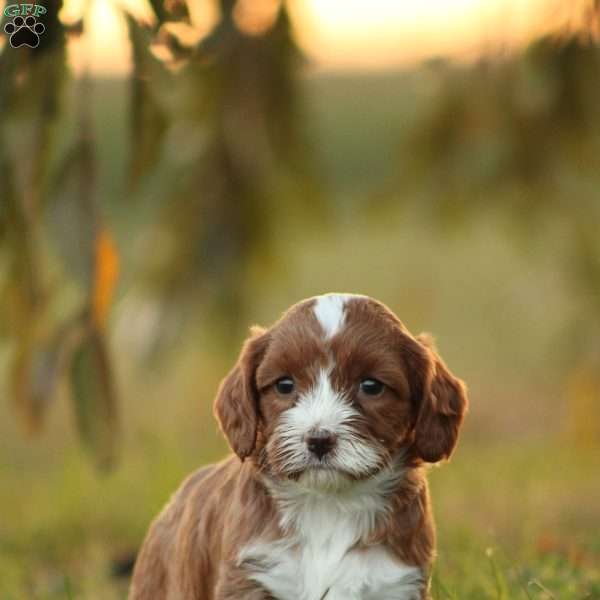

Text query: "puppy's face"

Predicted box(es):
[215, 294, 467, 490]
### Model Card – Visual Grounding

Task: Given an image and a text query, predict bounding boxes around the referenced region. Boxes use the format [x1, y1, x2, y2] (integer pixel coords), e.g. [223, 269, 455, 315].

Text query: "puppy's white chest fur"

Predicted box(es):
[238, 476, 423, 600]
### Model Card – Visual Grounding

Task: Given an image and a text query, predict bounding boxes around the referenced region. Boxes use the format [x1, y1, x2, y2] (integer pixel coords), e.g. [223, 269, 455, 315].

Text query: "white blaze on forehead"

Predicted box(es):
[313, 294, 351, 339]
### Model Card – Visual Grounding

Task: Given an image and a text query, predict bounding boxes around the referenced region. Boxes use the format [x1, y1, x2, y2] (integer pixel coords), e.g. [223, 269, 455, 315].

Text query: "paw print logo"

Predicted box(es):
[4, 15, 45, 48]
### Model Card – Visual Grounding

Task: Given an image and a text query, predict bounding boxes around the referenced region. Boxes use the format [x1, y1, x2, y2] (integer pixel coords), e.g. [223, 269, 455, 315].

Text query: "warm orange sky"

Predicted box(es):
[63, 0, 572, 75]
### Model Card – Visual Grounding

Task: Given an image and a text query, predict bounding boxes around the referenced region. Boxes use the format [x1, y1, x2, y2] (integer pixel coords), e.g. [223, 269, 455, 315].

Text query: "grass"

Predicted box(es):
[1, 410, 599, 600]
[428, 441, 600, 599]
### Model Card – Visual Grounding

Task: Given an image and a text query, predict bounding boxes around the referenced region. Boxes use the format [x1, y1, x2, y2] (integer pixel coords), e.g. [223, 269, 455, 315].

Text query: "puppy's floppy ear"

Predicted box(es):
[411, 334, 468, 463]
[214, 327, 269, 461]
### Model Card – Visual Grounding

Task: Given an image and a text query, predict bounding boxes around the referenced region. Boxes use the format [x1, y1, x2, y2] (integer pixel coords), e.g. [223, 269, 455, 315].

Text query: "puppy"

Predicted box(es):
[129, 294, 468, 600]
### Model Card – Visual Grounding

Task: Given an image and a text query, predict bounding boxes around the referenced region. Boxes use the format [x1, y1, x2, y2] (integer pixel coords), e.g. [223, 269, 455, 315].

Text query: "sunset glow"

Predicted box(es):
[64, 0, 572, 75]
[290, 0, 554, 69]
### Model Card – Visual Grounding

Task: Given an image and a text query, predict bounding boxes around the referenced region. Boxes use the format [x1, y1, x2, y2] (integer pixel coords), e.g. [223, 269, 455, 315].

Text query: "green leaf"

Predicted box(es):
[69, 326, 119, 471]
[0, 197, 46, 339]
[126, 15, 169, 188]
[11, 340, 51, 435]
[47, 131, 97, 289]
[10, 317, 84, 434]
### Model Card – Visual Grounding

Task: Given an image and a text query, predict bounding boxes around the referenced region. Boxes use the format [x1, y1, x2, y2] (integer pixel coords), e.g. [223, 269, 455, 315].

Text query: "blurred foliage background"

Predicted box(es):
[1, 0, 600, 598]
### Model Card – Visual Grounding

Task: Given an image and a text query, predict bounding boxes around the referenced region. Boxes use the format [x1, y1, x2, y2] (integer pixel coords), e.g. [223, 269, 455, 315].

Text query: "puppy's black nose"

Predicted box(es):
[305, 430, 337, 459]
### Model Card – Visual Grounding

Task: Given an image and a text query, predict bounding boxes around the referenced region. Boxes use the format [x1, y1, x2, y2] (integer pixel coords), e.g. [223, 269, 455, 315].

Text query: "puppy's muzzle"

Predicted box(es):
[305, 429, 337, 460]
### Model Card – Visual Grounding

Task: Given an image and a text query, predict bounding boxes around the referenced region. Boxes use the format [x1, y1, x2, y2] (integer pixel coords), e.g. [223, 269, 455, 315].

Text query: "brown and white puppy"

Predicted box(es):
[129, 294, 468, 600]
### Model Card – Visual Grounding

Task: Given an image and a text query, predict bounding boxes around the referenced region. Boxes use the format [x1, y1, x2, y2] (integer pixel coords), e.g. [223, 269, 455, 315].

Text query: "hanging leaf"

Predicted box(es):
[70, 326, 119, 471]
[126, 15, 170, 188]
[92, 227, 120, 329]
[0, 0, 121, 466]
[122, 0, 197, 190]
[11, 339, 54, 435]
[0, 0, 67, 208]
[47, 130, 97, 289]
[10, 317, 86, 434]
[0, 3, 66, 353]
[0, 199, 45, 338]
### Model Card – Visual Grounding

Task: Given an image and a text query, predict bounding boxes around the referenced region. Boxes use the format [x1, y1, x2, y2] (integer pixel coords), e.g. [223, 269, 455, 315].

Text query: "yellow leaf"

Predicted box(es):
[92, 228, 120, 328]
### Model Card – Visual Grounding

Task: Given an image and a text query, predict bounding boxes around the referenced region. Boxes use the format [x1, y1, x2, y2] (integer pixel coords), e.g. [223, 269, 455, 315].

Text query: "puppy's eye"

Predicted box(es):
[359, 378, 384, 396]
[275, 377, 295, 395]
